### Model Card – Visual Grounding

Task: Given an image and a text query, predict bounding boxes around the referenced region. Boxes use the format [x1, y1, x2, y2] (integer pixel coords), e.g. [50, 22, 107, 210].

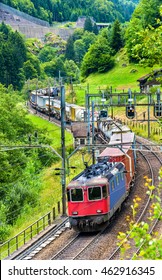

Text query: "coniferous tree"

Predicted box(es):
[110, 19, 123, 53]
[84, 17, 93, 32]
[0, 23, 27, 89]
[93, 23, 99, 35]
[65, 35, 75, 61]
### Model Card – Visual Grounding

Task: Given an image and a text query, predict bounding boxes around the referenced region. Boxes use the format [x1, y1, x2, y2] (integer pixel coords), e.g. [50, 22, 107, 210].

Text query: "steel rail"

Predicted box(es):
[107, 140, 162, 260]
[11, 218, 69, 260]
[51, 225, 109, 260]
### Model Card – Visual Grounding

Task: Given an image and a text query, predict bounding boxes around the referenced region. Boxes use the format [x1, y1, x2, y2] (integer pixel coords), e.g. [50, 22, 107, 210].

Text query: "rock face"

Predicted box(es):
[0, 2, 73, 40]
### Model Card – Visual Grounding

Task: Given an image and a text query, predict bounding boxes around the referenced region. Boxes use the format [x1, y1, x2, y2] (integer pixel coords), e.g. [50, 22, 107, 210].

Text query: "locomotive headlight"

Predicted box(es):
[72, 211, 78, 215]
[96, 210, 103, 213]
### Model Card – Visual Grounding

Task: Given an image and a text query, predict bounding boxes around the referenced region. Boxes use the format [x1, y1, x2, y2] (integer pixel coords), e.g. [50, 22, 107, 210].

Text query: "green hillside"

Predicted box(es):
[86, 58, 152, 91]
[69, 50, 154, 106]
[1, 0, 139, 23]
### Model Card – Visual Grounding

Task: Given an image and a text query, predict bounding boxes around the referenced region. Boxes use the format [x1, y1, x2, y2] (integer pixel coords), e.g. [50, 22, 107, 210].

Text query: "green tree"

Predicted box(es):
[74, 31, 96, 64]
[27, 53, 41, 77]
[133, 0, 161, 28]
[81, 37, 114, 77]
[82, 31, 96, 50]
[23, 60, 38, 80]
[125, 1, 162, 62]
[93, 23, 99, 35]
[0, 87, 57, 241]
[126, 5, 162, 64]
[64, 59, 79, 81]
[38, 46, 56, 62]
[110, 19, 123, 53]
[0, 21, 12, 39]
[131, 25, 162, 67]
[65, 35, 75, 61]
[125, 17, 143, 61]
[72, 28, 84, 41]
[84, 17, 93, 32]
[0, 23, 27, 89]
[74, 39, 86, 65]
[43, 57, 65, 77]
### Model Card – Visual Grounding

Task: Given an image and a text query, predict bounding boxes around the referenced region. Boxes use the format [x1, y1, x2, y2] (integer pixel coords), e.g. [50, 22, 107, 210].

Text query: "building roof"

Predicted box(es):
[71, 122, 90, 138]
[137, 69, 162, 82]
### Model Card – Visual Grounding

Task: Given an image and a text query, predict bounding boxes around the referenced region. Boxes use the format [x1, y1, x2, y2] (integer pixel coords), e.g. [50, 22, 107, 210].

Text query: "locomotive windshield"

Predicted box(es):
[71, 188, 83, 202]
[88, 186, 101, 200]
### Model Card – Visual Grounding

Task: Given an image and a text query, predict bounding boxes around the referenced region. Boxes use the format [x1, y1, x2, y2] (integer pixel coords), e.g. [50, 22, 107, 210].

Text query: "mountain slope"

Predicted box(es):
[1, 0, 139, 23]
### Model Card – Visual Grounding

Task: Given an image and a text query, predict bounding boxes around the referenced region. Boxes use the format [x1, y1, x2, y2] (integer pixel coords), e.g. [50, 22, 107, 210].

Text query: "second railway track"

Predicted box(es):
[107, 136, 162, 260]
[9, 107, 162, 260]
[11, 138, 161, 260]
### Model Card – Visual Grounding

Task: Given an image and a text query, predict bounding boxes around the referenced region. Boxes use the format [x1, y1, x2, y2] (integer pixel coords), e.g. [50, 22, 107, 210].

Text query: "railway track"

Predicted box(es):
[11, 139, 161, 260]
[28, 105, 71, 131]
[107, 137, 162, 260]
[9, 218, 69, 260]
[9, 107, 161, 260]
[51, 226, 109, 260]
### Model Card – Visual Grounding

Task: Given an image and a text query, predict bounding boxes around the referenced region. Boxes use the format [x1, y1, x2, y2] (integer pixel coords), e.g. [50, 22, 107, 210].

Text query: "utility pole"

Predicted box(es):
[48, 83, 51, 122]
[147, 93, 151, 138]
[92, 100, 95, 164]
[59, 70, 61, 84]
[36, 80, 38, 114]
[61, 85, 66, 216]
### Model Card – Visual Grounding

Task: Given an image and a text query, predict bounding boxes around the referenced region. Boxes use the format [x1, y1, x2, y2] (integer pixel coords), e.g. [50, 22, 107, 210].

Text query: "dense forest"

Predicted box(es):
[0, 0, 162, 242]
[1, 0, 139, 23]
[0, 85, 59, 241]
[0, 0, 161, 90]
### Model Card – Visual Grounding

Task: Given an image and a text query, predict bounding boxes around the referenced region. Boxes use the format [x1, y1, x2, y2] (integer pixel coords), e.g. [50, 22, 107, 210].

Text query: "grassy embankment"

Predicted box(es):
[9, 113, 90, 237]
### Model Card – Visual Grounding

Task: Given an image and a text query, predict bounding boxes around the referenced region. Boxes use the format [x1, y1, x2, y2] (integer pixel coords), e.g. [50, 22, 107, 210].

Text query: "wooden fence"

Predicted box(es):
[118, 118, 162, 137]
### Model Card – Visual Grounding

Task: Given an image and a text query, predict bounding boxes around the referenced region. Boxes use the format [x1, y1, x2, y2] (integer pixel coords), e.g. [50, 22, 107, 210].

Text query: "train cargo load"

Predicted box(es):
[98, 132, 136, 189]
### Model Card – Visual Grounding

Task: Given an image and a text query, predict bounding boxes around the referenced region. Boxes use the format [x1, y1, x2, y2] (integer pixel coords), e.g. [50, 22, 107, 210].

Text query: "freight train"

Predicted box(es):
[67, 131, 136, 232]
[30, 90, 132, 130]
[29, 87, 135, 232]
[30, 89, 88, 122]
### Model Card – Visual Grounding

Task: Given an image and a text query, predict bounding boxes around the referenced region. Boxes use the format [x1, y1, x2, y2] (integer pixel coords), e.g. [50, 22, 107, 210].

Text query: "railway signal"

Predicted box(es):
[154, 89, 162, 118]
[126, 104, 135, 119]
[126, 89, 135, 119]
[99, 109, 108, 118]
[154, 103, 162, 118]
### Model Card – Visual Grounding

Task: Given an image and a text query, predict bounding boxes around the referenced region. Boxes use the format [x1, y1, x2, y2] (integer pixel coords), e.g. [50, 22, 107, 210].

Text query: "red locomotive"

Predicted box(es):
[67, 131, 136, 232]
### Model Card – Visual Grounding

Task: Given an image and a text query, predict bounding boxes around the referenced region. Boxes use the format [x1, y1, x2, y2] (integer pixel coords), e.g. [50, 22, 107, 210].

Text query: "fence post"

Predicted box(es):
[53, 207, 56, 221]
[58, 201, 60, 214]
[16, 235, 18, 250]
[31, 225, 33, 239]
[8, 240, 10, 256]
[48, 213, 51, 226]
[24, 230, 26, 244]
[37, 221, 39, 234]
[43, 216, 45, 230]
